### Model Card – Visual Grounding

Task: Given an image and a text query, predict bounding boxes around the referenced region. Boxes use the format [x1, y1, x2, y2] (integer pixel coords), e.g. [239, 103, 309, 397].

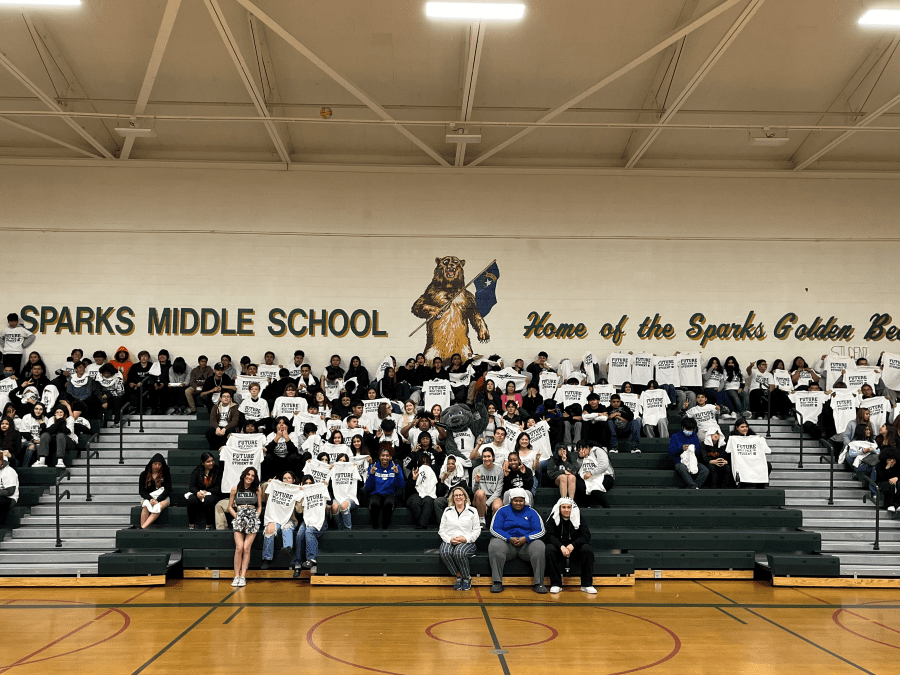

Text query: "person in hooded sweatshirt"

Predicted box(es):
[167, 356, 191, 415]
[0, 452, 19, 526]
[545, 497, 596, 594]
[110, 346, 133, 381]
[668, 417, 709, 489]
[150, 349, 173, 414]
[488, 487, 547, 594]
[126, 351, 154, 411]
[138, 452, 172, 528]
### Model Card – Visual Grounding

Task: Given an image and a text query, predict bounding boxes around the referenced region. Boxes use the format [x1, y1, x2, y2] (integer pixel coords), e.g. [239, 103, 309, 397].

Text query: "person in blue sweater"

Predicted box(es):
[488, 488, 547, 594]
[668, 417, 709, 489]
[364, 448, 406, 529]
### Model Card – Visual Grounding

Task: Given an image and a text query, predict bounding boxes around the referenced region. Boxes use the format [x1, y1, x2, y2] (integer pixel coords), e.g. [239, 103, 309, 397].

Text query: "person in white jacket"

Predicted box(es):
[0, 454, 19, 525]
[438, 486, 482, 591]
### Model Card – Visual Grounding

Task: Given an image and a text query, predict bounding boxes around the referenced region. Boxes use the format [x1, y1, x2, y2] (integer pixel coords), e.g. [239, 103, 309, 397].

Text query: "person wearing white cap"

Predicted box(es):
[545, 498, 596, 594]
[488, 487, 547, 594]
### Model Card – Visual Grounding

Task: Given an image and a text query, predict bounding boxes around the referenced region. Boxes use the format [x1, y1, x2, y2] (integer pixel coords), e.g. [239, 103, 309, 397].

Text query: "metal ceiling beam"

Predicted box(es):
[0, 115, 99, 158]
[232, 0, 450, 166]
[121, 0, 182, 160]
[0, 53, 114, 159]
[466, 0, 745, 167]
[204, 0, 290, 164]
[624, 0, 766, 169]
[621, 0, 700, 160]
[21, 12, 119, 152]
[454, 22, 486, 167]
[791, 34, 900, 169]
[793, 89, 900, 171]
[248, 13, 294, 156]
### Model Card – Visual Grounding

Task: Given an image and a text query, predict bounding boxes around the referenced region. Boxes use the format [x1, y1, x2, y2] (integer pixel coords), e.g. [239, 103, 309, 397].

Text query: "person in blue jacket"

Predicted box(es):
[364, 448, 405, 529]
[488, 487, 547, 594]
[668, 417, 709, 489]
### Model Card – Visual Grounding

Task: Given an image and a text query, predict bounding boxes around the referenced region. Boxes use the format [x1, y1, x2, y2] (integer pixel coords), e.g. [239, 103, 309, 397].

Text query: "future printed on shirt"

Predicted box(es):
[789, 391, 828, 424]
[606, 353, 632, 386]
[639, 389, 669, 426]
[263, 480, 302, 526]
[653, 356, 680, 387]
[727, 436, 770, 484]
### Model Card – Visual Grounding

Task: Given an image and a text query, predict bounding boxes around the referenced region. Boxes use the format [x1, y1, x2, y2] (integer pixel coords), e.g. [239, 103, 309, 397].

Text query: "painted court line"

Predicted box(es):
[714, 606, 747, 625]
[131, 589, 239, 675]
[478, 604, 512, 675]
[223, 606, 244, 624]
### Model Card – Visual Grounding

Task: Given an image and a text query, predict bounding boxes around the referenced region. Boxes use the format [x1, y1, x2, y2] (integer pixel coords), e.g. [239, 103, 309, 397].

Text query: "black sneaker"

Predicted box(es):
[292, 567, 302, 578]
[301, 560, 313, 570]
[490, 582, 504, 593]
[534, 584, 549, 594]
[260, 561, 270, 570]
[283, 546, 293, 558]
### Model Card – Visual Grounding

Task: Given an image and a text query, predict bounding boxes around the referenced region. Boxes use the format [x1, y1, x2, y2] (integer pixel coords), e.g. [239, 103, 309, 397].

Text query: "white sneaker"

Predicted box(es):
[888, 506, 897, 513]
[231, 576, 240, 587]
[32, 458, 46, 467]
[56, 459, 66, 468]
[549, 586, 562, 593]
[237, 576, 246, 587]
[581, 586, 597, 594]
[631, 447, 642, 453]
[609, 448, 619, 453]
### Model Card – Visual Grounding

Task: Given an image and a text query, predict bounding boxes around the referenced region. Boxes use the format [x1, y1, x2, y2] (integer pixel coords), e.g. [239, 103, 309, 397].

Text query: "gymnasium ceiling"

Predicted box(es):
[1, 0, 899, 173]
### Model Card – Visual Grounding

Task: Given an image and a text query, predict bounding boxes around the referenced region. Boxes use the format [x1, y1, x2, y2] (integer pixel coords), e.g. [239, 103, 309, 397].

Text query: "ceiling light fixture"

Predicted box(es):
[859, 9, 900, 26]
[115, 127, 156, 138]
[426, 2, 525, 20]
[749, 128, 789, 146]
[0, 0, 81, 6]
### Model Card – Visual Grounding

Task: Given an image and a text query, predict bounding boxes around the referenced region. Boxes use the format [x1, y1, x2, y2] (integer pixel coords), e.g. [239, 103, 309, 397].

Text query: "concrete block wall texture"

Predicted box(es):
[1, 164, 897, 374]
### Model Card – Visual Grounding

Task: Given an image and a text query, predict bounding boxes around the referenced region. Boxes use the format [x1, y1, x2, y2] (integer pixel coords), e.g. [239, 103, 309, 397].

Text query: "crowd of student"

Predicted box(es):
[3, 309, 900, 584]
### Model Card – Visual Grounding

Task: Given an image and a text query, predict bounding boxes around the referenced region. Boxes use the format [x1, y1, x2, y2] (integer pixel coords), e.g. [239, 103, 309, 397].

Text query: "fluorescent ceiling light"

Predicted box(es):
[426, 2, 525, 20]
[749, 129, 789, 146]
[115, 127, 156, 138]
[859, 9, 900, 26]
[0, 0, 80, 5]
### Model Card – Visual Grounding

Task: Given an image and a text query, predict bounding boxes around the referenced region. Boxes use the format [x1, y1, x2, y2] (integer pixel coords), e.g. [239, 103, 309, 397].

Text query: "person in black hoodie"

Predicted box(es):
[187, 451, 222, 529]
[545, 497, 596, 594]
[151, 349, 173, 414]
[126, 351, 154, 412]
[345, 356, 370, 391]
[0, 418, 22, 468]
[13, 363, 51, 416]
[138, 452, 172, 529]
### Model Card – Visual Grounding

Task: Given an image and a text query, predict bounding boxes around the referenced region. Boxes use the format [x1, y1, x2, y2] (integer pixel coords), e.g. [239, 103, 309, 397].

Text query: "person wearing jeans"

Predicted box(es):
[668, 417, 709, 489]
[606, 394, 642, 453]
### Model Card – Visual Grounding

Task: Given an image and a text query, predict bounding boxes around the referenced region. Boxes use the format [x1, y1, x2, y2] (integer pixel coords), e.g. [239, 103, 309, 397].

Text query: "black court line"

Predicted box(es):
[704, 583, 876, 675]
[693, 580, 740, 605]
[223, 606, 244, 625]
[479, 604, 512, 675]
[714, 606, 747, 625]
[131, 589, 239, 675]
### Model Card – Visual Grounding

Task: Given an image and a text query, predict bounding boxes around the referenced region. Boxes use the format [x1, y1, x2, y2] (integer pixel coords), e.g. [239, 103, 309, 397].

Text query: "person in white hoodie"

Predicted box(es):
[406, 454, 437, 529]
[438, 485, 481, 591]
[0, 454, 19, 525]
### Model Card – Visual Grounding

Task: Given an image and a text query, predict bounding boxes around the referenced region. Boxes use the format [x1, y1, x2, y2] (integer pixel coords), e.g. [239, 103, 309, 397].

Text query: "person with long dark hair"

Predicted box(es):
[168, 356, 191, 415]
[138, 452, 172, 529]
[229, 466, 261, 587]
[0, 418, 22, 468]
[722, 356, 749, 418]
[187, 452, 222, 529]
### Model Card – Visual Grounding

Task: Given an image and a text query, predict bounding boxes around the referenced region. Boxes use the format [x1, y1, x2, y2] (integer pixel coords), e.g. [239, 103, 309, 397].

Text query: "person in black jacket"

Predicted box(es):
[876, 448, 900, 514]
[187, 452, 222, 529]
[606, 394, 642, 453]
[139, 452, 172, 529]
[262, 416, 301, 481]
[545, 497, 596, 594]
[126, 351, 154, 412]
[501, 452, 535, 506]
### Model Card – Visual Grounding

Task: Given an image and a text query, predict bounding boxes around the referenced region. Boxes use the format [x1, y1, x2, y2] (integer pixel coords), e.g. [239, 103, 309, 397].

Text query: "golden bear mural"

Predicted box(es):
[411, 256, 490, 361]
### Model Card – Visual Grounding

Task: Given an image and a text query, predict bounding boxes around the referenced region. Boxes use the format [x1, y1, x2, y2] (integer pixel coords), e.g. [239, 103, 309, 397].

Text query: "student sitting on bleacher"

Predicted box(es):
[668, 417, 708, 489]
[575, 441, 614, 508]
[545, 498, 596, 595]
[34, 408, 81, 468]
[0, 418, 22, 468]
[438, 485, 481, 591]
[260, 470, 301, 570]
[876, 448, 900, 514]
[206, 391, 239, 452]
[187, 452, 222, 530]
[138, 453, 171, 529]
[727, 419, 773, 488]
[701, 427, 731, 489]
[0, 451, 18, 526]
[292, 474, 329, 576]
[364, 448, 405, 530]
[488, 488, 547, 594]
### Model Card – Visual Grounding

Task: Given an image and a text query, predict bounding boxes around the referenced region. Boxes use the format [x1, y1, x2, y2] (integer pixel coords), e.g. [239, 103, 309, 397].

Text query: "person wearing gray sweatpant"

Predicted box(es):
[487, 488, 548, 593]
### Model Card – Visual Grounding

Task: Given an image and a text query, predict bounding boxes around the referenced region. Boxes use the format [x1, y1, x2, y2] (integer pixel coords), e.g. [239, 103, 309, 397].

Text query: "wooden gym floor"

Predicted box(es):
[0, 580, 899, 674]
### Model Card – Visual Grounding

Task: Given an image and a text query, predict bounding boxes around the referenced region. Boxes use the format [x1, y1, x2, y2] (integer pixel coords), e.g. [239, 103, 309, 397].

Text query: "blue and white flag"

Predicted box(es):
[473, 262, 499, 317]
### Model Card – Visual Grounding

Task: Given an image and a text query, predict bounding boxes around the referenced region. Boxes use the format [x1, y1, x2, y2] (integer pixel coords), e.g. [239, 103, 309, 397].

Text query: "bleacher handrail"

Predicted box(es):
[137, 374, 152, 433]
[83, 431, 100, 502]
[859, 472, 882, 552]
[789, 408, 803, 468]
[817, 439, 835, 506]
[54, 469, 71, 548]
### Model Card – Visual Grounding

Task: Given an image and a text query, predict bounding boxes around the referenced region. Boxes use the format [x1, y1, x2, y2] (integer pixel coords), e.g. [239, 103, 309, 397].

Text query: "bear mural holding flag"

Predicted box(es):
[411, 257, 497, 361]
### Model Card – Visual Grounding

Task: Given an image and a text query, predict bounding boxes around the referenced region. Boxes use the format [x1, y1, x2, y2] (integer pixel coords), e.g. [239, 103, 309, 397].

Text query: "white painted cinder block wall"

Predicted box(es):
[1, 164, 897, 375]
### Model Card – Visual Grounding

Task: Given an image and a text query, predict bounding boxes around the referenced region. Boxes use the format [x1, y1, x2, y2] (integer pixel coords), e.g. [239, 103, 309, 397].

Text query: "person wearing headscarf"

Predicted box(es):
[138, 452, 172, 529]
[545, 497, 596, 594]
[488, 487, 547, 594]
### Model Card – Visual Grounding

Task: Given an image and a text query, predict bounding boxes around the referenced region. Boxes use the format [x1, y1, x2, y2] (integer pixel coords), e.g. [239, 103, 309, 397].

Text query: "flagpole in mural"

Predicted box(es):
[409, 259, 499, 338]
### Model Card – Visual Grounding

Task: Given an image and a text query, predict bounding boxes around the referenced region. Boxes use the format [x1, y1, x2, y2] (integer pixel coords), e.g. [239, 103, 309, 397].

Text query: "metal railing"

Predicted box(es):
[789, 408, 804, 468]
[860, 472, 883, 551]
[54, 469, 71, 548]
[765, 387, 772, 439]
[817, 438, 835, 506]
[136, 375, 152, 433]
[118, 402, 134, 465]
[82, 431, 100, 502]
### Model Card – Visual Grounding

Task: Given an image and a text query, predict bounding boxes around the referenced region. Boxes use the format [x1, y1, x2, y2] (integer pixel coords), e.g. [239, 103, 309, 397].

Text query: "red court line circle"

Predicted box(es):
[425, 616, 558, 648]
[0, 599, 130, 670]
[307, 607, 407, 675]
[834, 599, 900, 650]
[594, 607, 682, 675]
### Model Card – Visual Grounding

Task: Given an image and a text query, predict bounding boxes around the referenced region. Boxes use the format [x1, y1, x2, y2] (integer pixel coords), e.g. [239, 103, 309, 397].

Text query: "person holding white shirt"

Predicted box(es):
[406, 454, 438, 529]
[329, 452, 362, 529]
